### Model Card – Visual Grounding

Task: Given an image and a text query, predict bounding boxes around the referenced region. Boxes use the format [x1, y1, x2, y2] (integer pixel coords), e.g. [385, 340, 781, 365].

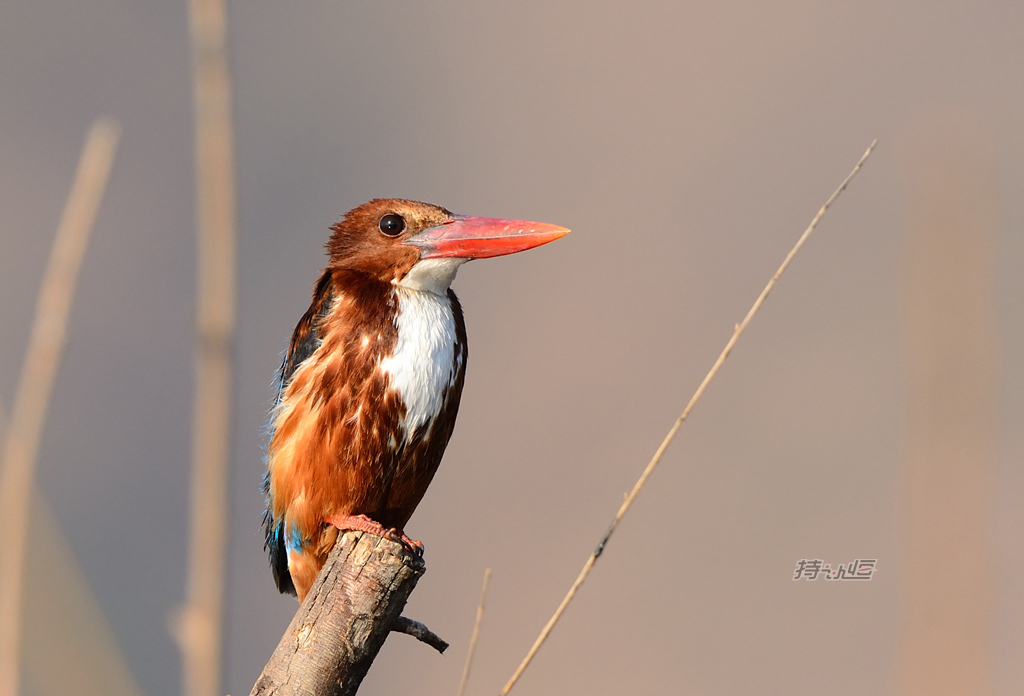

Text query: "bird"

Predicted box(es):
[263, 198, 569, 600]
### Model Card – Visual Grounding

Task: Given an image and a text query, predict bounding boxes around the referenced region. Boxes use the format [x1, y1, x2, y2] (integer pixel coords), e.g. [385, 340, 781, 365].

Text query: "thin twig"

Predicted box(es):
[500, 140, 878, 695]
[175, 2, 238, 696]
[457, 568, 492, 696]
[0, 119, 120, 696]
[392, 616, 449, 654]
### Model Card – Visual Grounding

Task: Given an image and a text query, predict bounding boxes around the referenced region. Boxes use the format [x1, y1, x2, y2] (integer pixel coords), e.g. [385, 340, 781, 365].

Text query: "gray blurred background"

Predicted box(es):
[2, 1, 1023, 695]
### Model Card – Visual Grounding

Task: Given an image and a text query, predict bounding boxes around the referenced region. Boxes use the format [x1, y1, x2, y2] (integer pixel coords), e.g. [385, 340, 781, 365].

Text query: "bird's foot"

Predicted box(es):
[325, 514, 424, 557]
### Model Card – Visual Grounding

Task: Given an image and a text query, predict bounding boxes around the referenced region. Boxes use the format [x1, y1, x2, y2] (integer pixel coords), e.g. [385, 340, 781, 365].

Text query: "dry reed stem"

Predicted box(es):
[500, 140, 878, 695]
[175, 2, 238, 696]
[457, 568, 492, 696]
[0, 403, 144, 696]
[896, 119, 997, 696]
[0, 119, 120, 696]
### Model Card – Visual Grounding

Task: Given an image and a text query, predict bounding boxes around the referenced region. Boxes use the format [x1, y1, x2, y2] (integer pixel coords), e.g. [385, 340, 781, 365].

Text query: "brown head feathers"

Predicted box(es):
[326, 199, 453, 282]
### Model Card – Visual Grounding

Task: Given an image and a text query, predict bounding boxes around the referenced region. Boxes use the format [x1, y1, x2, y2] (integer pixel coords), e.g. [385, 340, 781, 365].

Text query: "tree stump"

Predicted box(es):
[249, 530, 437, 696]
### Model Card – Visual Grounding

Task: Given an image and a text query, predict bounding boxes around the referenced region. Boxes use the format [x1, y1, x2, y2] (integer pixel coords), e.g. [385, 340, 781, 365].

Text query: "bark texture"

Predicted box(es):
[250, 531, 424, 696]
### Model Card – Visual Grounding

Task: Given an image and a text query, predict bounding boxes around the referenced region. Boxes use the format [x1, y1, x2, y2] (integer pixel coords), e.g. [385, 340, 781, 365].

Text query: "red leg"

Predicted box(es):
[325, 514, 424, 556]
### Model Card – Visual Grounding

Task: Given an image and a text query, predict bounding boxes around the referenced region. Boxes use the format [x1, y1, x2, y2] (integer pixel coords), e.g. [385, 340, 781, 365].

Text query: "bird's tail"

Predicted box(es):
[262, 474, 297, 596]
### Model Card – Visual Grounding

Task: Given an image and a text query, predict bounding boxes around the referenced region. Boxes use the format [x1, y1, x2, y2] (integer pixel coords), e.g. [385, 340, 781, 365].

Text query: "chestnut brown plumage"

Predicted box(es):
[263, 199, 568, 600]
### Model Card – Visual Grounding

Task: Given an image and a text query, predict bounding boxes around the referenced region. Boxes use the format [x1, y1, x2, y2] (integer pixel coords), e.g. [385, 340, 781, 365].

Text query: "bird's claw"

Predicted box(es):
[325, 514, 423, 557]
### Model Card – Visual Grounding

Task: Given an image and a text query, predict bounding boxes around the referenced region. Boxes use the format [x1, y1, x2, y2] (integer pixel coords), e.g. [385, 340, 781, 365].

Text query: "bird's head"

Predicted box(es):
[327, 199, 569, 294]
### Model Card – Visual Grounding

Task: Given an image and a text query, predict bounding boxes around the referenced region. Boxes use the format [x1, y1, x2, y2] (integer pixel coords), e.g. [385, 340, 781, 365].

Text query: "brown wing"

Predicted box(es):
[263, 269, 336, 595]
[278, 270, 336, 400]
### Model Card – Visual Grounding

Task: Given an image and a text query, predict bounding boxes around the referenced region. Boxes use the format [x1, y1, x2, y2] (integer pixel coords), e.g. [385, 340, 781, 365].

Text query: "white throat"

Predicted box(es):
[377, 286, 461, 443]
[397, 257, 467, 295]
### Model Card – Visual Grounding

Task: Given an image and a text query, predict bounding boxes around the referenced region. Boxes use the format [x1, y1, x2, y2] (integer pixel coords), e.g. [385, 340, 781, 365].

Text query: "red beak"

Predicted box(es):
[402, 214, 569, 260]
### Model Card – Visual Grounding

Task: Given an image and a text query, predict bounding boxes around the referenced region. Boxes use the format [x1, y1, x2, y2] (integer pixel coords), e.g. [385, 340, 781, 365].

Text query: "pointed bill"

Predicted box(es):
[402, 214, 569, 260]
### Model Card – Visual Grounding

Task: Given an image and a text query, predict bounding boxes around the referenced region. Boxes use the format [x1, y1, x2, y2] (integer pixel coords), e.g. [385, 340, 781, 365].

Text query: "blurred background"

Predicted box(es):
[1, 1, 1023, 695]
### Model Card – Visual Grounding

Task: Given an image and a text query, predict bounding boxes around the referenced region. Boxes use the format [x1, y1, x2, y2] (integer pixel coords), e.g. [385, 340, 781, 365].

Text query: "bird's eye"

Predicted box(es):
[378, 214, 406, 237]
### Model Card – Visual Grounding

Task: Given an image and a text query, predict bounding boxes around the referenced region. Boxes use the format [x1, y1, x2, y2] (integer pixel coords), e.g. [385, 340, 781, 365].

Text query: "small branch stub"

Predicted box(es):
[392, 616, 448, 654]
[250, 531, 428, 696]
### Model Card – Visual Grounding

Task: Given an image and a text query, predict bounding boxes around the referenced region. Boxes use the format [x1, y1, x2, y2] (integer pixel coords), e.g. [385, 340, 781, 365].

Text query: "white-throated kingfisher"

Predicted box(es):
[263, 199, 569, 600]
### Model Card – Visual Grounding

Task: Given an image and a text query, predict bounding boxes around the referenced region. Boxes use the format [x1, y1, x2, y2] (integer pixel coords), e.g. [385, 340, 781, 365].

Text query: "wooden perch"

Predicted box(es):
[250, 530, 444, 696]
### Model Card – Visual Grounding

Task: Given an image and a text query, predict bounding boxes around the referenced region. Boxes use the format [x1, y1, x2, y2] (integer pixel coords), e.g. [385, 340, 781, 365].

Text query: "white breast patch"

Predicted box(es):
[378, 287, 460, 442]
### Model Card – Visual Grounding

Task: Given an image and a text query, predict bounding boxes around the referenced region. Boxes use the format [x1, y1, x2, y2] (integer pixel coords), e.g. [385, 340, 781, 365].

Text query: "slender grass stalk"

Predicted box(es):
[0, 401, 144, 696]
[457, 568, 492, 696]
[174, 2, 238, 696]
[0, 119, 120, 696]
[896, 122, 997, 695]
[501, 140, 878, 695]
